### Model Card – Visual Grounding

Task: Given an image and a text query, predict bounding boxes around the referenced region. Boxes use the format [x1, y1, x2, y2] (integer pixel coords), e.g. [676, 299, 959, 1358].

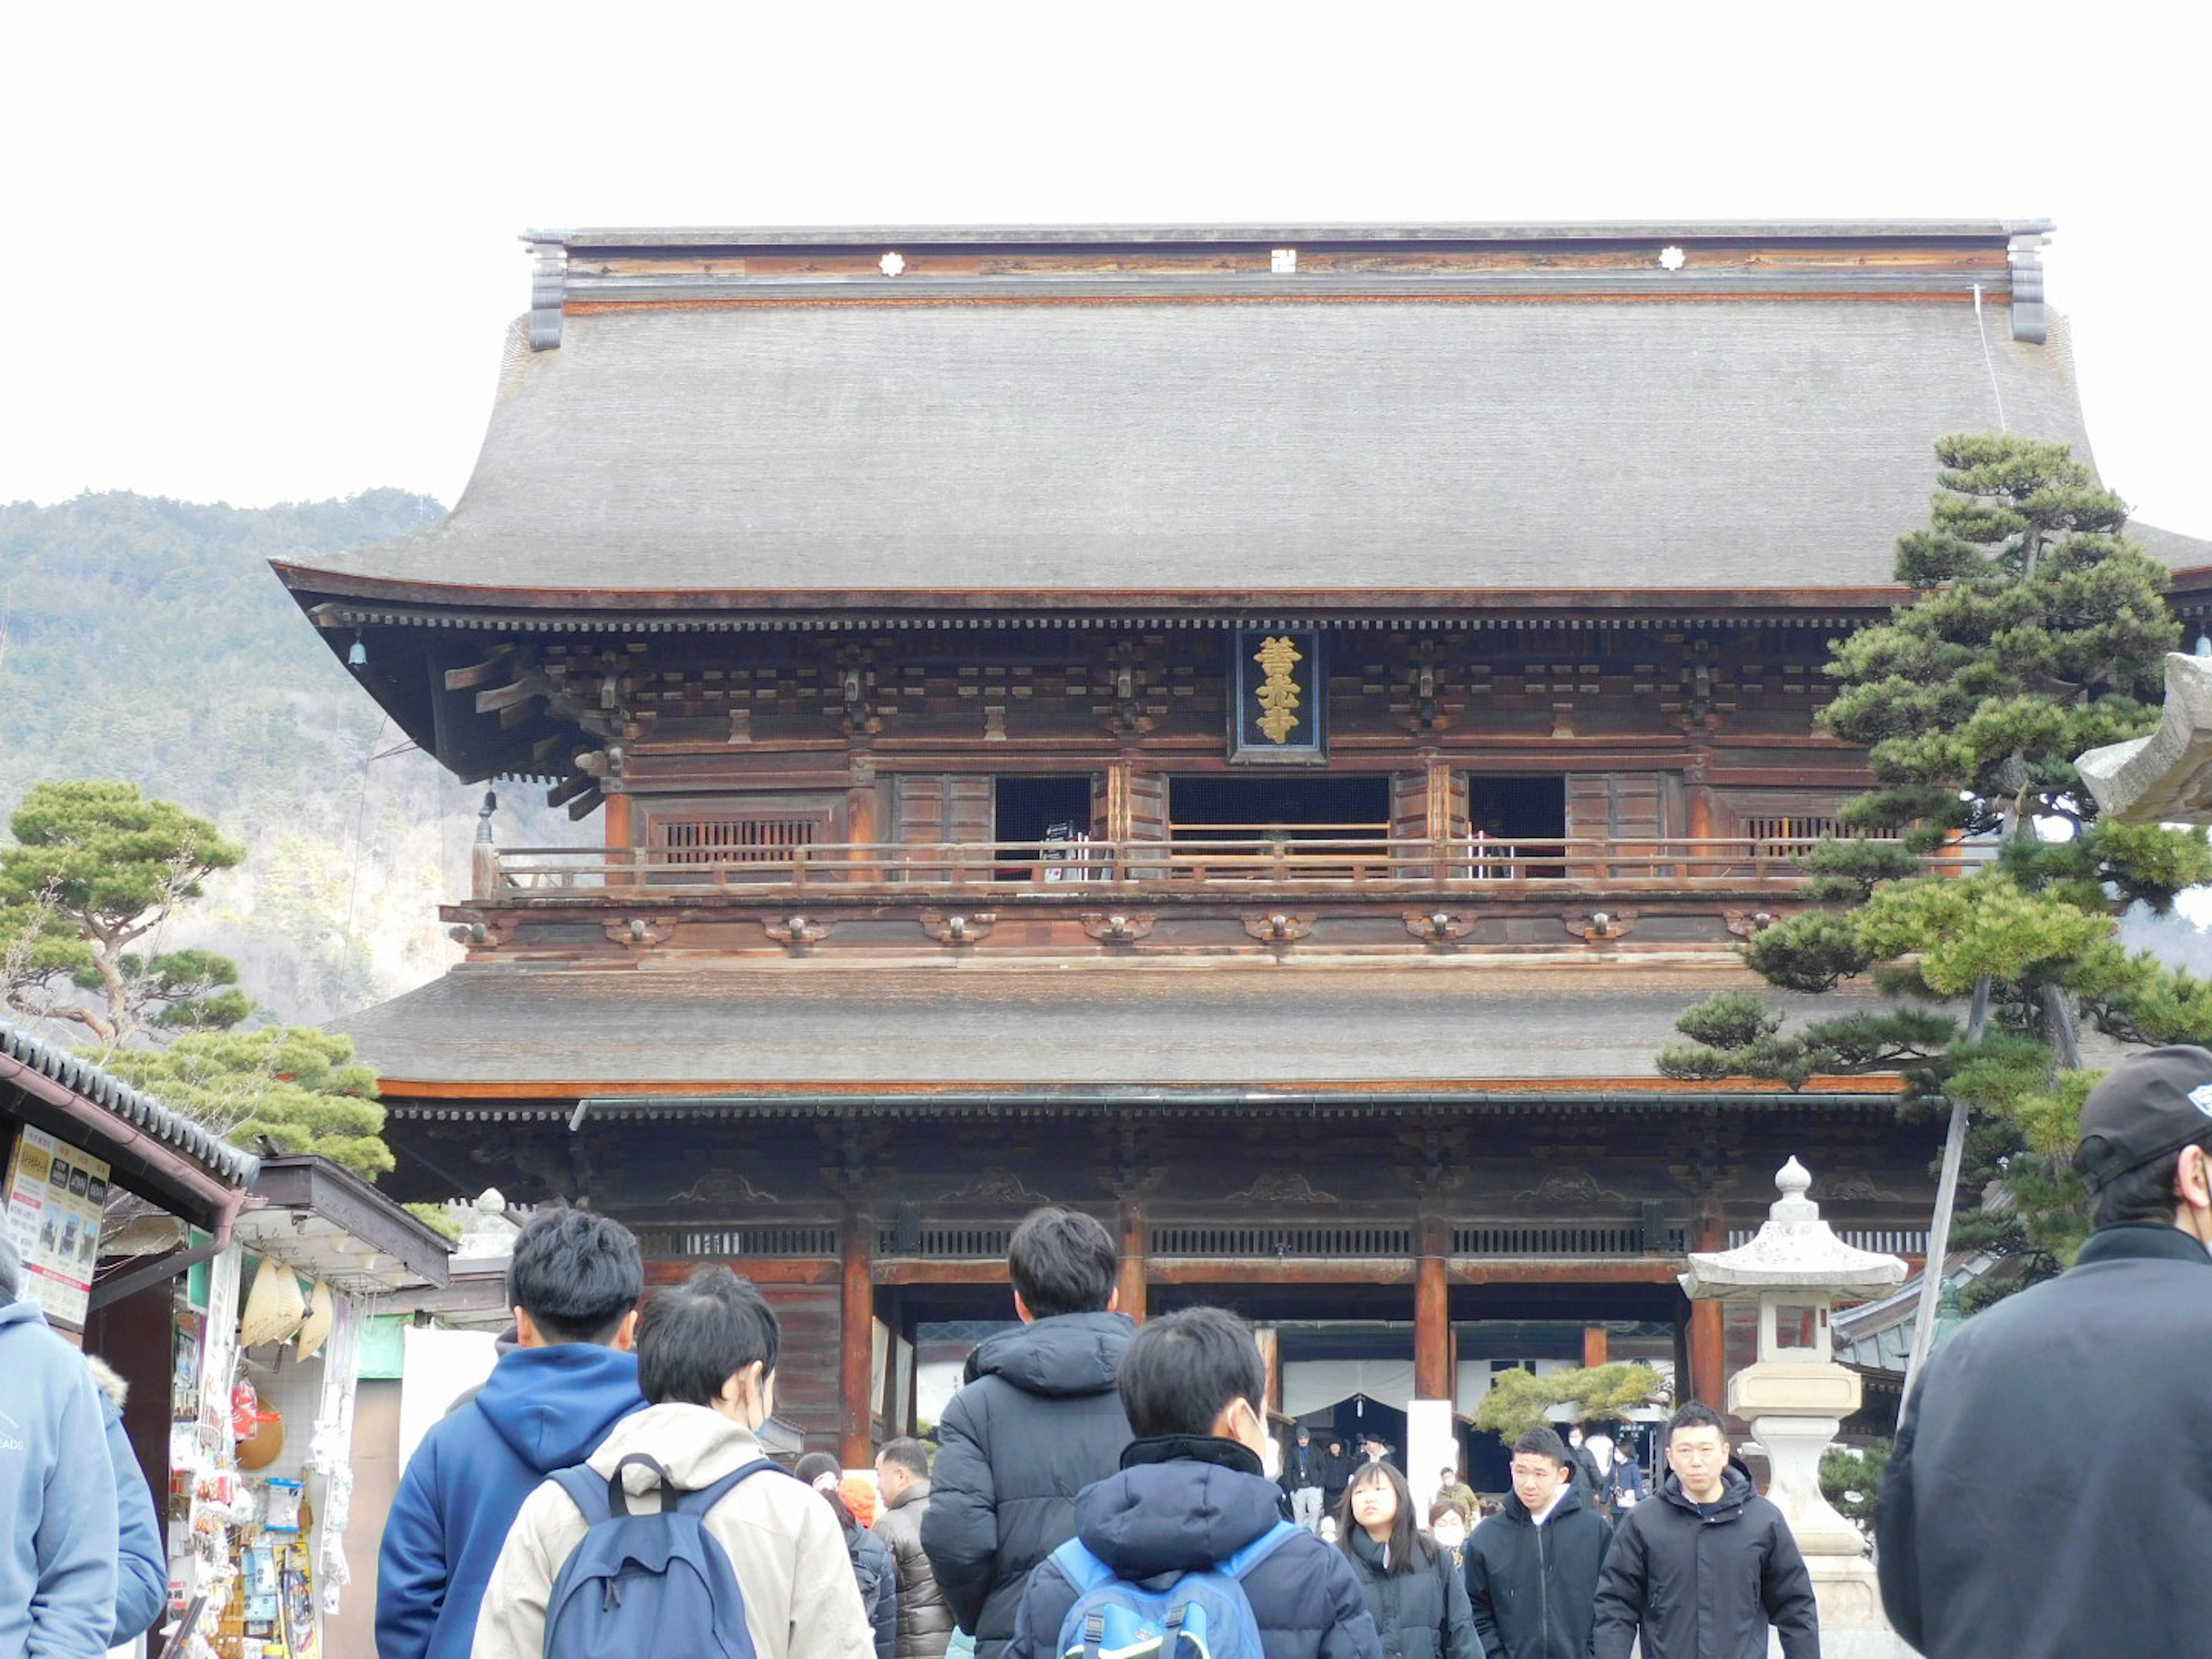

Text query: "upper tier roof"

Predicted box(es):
[276, 221, 2086, 616]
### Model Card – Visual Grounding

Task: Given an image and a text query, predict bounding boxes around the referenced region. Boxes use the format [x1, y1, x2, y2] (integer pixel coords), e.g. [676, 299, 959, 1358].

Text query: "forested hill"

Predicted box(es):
[0, 491, 576, 1027]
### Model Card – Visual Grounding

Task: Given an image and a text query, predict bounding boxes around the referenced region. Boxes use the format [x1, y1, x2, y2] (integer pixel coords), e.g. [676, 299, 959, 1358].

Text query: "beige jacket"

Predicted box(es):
[471, 1403, 872, 1659]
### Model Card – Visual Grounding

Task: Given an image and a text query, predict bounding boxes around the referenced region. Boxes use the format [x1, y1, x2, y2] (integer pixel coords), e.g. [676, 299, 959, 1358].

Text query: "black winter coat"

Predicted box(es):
[1341, 1529, 1478, 1659]
[848, 1517, 901, 1659]
[921, 1311, 1135, 1659]
[1591, 1463, 1817, 1659]
[1463, 1485, 1611, 1659]
[1878, 1224, 2212, 1659]
[874, 1480, 955, 1659]
[1006, 1435, 1382, 1659]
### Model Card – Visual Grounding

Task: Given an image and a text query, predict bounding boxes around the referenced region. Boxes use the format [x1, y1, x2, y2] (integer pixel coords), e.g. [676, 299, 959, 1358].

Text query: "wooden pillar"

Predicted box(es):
[1105, 760, 1135, 844]
[1256, 1325, 1282, 1418]
[1414, 1214, 1450, 1400]
[840, 1211, 874, 1467]
[1582, 1325, 1609, 1369]
[603, 791, 634, 849]
[1687, 1198, 1725, 1408]
[1116, 1195, 1147, 1323]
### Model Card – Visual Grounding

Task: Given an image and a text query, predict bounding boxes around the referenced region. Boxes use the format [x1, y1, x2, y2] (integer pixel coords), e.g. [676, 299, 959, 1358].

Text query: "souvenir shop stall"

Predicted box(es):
[168, 1154, 452, 1659]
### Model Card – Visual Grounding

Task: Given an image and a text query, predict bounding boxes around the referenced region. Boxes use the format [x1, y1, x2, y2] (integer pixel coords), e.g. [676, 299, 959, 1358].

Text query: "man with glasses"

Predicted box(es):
[1591, 1402, 1818, 1659]
[1464, 1427, 1609, 1659]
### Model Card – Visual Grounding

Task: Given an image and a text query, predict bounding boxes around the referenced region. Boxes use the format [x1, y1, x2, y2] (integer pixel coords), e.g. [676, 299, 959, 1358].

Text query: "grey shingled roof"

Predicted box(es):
[283, 294, 2089, 603]
[0, 1016, 260, 1186]
[341, 960, 1895, 1092]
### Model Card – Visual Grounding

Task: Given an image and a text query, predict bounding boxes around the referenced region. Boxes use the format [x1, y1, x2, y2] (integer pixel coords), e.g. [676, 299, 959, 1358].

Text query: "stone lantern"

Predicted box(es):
[1681, 1158, 1907, 1647]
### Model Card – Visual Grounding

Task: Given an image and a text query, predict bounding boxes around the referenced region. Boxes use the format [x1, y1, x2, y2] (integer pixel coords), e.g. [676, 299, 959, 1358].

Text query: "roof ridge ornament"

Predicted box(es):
[525, 232, 569, 351]
[2008, 229, 2048, 344]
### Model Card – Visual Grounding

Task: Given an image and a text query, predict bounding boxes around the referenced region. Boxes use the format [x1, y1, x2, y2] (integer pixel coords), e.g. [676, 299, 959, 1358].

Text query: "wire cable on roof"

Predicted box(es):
[1971, 283, 2008, 433]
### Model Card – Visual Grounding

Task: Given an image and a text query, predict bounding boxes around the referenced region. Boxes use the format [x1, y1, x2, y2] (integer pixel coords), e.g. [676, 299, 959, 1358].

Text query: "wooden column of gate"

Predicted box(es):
[840, 1211, 874, 1467]
[1687, 1197, 1726, 1409]
[1117, 1195, 1149, 1323]
[1414, 1213, 1450, 1400]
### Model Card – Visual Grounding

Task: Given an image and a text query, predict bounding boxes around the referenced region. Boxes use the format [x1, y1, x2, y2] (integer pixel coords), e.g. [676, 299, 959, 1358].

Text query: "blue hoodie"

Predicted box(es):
[375, 1342, 645, 1659]
[0, 1299, 118, 1659]
[99, 1389, 166, 1646]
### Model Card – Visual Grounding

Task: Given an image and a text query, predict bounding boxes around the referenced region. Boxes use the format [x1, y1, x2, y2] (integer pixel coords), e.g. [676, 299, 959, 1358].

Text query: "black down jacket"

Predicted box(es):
[921, 1310, 1135, 1659]
[873, 1480, 955, 1659]
[1006, 1435, 1382, 1659]
[1591, 1462, 1817, 1659]
[1462, 1484, 1612, 1659]
[1341, 1529, 1479, 1659]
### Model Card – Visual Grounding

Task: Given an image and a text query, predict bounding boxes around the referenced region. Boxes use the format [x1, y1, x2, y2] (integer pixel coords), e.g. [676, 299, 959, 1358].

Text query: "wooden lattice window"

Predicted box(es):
[1739, 815, 1840, 855]
[656, 817, 822, 865]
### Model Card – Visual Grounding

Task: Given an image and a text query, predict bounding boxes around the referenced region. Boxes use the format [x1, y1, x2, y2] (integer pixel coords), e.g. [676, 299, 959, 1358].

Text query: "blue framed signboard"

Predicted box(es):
[1229, 628, 1328, 763]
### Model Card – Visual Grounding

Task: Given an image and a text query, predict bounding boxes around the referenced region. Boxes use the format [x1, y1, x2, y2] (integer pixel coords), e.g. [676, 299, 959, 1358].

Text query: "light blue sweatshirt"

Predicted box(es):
[0, 1298, 119, 1659]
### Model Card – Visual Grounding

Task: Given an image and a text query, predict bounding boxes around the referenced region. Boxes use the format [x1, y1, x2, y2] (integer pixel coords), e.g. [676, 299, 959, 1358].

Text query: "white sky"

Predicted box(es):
[4, 3, 2206, 539]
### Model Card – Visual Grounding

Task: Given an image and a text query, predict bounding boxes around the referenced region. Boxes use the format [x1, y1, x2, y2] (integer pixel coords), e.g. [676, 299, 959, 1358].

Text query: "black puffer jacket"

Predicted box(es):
[921, 1311, 1135, 1659]
[1006, 1435, 1382, 1659]
[1463, 1484, 1611, 1659]
[1341, 1529, 1478, 1659]
[874, 1480, 955, 1659]
[1591, 1461, 1817, 1659]
[848, 1517, 901, 1659]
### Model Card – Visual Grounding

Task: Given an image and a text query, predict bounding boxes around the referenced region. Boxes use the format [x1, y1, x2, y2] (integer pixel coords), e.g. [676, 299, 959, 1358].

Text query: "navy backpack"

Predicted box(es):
[543, 1451, 778, 1659]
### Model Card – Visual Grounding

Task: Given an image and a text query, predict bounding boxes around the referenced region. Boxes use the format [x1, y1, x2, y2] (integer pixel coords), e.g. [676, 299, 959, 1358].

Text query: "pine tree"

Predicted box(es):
[0, 781, 251, 1047]
[1662, 434, 2212, 1343]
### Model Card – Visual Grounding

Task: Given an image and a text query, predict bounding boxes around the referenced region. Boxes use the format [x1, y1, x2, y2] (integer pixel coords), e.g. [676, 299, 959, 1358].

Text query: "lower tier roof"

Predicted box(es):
[340, 958, 1896, 1097]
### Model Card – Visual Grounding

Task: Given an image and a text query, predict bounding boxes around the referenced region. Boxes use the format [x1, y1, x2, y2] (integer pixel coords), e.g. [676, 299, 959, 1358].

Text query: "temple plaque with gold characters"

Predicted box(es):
[1230, 627, 1327, 762]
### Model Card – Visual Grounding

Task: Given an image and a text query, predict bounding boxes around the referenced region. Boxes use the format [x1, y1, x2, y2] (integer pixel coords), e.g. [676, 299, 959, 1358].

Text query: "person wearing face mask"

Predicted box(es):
[471, 1266, 872, 1659]
[1463, 1429, 1610, 1659]
[1336, 1461, 1478, 1659]
[1878, 1044, 2212, 1659]
[1423, 1502, 1468, 1570]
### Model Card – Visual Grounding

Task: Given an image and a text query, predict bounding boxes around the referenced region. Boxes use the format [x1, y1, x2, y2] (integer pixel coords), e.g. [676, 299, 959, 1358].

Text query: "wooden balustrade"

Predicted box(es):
[480, 834, 1918, 896]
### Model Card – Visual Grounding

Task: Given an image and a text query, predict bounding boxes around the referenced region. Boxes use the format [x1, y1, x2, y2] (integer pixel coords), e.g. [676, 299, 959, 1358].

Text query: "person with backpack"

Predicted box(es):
[1005, 1305, 1380, 1659]
[379, 1207, 649, 1659]
[1336, 1461, 1478, 1659]
[797, 1452, 899, 1659]
[924, 1207, 1136, 1659]
[470, 1265, 872, 1659]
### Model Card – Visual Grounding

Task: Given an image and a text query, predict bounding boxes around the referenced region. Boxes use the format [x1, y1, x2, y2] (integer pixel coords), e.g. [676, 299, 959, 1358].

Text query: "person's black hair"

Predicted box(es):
[1665, 1400, 1728, 1445]
[506, 1206, 645, 1344]
[2088, 1131, 2212, 1229]
[794, 1450, 858, 1530]
[1513, 1426, 1570, 1468]
[636, 1265, 780, 1408]
[1336, 1460, 1436, 1575]
[878, 1435, 930, 1478]
[1006, 1206, 1118, 1319]
[1115, 1305, 1264, 1438]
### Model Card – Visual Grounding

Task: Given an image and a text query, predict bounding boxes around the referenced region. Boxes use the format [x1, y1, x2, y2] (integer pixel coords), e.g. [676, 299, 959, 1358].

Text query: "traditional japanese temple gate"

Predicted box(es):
[278, 219, 2089, 1461]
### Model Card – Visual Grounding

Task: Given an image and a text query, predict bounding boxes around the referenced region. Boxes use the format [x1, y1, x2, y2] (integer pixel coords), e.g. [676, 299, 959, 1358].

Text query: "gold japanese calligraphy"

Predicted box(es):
[1253, 635, 1303, 743]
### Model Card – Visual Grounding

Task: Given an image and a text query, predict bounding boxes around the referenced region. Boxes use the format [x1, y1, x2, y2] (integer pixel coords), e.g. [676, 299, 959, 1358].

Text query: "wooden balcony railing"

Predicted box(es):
[476, 834, 1918, 899]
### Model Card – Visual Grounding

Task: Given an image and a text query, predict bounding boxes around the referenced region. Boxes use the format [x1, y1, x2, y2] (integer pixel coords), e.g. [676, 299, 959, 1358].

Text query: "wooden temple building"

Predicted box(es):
[275, 220, 2099, 1469]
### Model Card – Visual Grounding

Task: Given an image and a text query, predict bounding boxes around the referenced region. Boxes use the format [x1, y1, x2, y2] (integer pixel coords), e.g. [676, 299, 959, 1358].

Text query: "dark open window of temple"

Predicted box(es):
[1468, 775, 1567, 876]
[1168, 774, 1390, 843]
[993, 775, 1096, 849]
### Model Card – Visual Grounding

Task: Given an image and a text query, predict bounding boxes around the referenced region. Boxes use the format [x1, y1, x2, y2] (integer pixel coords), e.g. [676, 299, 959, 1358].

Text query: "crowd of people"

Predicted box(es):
[351, 1205, 1820, 1659]
[17, 1042, 2212, 1659]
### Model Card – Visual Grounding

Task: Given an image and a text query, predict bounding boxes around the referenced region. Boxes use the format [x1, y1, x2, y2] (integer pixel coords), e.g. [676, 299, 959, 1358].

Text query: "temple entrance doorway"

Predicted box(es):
[1168, 775, 1389, 843]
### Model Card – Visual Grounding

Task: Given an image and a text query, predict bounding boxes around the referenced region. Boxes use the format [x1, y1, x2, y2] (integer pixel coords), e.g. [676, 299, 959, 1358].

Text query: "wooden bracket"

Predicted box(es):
[1564, 908, 1636, 942]
[1081, 911, 1156, 944]
[1403, 909, 1475, 945]
[604, 916, 676, 949]
[921, 911, 996, 946]
[1242, 911, 1315, 945]
[763, 915, 831, 949]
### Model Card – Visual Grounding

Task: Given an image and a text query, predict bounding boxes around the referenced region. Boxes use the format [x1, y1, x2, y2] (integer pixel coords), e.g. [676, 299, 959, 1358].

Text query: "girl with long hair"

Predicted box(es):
[795, 1452, 899, 1659]
[1335, 1462, 1478, 1659]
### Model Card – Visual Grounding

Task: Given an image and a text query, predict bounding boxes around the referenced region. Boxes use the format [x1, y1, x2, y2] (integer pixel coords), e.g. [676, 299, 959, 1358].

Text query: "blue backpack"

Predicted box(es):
[1048, 1520, 1301, 1659]
[543, 1451, 778, 1659]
